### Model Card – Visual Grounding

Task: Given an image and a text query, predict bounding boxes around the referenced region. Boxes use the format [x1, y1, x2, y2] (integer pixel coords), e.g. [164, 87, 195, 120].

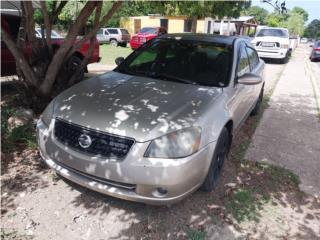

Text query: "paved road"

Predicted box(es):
[246, 46, 320, 197]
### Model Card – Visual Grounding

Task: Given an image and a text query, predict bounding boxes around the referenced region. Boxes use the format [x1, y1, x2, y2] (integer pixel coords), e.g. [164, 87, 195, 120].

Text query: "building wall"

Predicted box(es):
[196, 20, 204, 33]
[121, 16, 205, 35]
[167, 19, 184, 33]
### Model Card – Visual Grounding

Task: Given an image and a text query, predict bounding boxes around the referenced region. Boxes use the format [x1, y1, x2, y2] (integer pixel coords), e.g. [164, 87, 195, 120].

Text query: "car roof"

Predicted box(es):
[158, 33, 245, 46]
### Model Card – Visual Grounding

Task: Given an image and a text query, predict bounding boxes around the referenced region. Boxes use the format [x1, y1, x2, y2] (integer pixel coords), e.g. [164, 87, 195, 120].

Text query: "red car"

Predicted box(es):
[1, 14, 100, 77]
[129, 27, 167, 49]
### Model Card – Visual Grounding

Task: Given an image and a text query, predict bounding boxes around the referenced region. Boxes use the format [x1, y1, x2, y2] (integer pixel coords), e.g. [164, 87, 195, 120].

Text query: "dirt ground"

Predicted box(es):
[1, 61, 320, 240]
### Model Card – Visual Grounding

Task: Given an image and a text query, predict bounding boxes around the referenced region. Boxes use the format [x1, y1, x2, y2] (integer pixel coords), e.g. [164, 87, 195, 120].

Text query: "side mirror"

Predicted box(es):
[115, 57, 124, 66]
[237, 73, 262, 85]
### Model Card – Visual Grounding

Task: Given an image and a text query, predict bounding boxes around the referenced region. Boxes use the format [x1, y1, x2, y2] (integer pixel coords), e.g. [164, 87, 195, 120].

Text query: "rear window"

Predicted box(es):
[107, 29, 118, 34]
[97, 29, 103, 34]
[120, 29, 129, 35]
[139, 27, 158, 34]
[257, 29, 288, 38]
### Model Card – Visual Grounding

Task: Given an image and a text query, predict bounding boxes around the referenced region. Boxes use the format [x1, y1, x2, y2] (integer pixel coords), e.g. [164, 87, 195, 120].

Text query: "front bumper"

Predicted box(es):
[37, 119, 216, 205]
[255, 47, 288, 59]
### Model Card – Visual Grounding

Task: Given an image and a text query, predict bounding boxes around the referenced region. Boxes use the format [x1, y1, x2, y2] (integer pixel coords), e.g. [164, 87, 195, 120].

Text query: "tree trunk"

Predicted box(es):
[191, 16, 198, 33]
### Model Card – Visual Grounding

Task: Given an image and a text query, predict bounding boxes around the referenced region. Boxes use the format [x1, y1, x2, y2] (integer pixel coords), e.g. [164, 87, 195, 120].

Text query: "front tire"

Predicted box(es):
[201, 127, 230, 192]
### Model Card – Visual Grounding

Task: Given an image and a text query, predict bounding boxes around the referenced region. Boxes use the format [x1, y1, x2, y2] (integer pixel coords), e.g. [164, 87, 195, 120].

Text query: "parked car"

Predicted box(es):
[35, 28, 63, 39]
[251, 27, 290, 64]
[1, 14, 100, 77]
[37, 34, 265, 205]
[301, 38, 308, 44]
[310, 40, 320, 61]
[129, 27, 167, 49]
[96, 28, 130, 47]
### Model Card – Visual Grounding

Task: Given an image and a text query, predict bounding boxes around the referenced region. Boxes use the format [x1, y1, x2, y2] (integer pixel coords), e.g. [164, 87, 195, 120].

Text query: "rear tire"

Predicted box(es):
[201, 127, 230, 192]
[110, 39, 118, 47]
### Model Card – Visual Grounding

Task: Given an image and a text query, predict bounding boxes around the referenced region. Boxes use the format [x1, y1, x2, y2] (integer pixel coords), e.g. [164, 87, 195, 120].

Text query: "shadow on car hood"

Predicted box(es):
[54, 71, 222, 142]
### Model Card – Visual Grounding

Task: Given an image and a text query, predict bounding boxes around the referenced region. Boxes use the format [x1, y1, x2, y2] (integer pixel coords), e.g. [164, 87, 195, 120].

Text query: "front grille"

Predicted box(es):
[54, 118, 134, 160]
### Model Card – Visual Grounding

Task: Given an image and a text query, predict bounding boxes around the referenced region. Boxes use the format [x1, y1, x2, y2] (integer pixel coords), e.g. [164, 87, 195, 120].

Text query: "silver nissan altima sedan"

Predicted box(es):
[37, 34, 265, 205]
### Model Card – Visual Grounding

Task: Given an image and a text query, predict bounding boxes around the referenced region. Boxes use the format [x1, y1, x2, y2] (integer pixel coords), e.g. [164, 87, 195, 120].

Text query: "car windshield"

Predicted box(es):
[115, 38, 232, 87]
[257, 29, 288, 38]
[139, 27, 158, 34]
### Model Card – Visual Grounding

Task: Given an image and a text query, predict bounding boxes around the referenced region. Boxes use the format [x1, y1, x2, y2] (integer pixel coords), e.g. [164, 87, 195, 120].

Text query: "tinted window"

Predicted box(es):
[116, 39, 232, 87]
[246, 47, 259, 70]
[257, 29, 288, 38]
[237, 45, 250, 77]
[107, 29, 118, 34]
[139, 27, 158, 34]
[97, 29, 103, 34]
[120, 29, 129, 35]
[104, 30, 109, 35]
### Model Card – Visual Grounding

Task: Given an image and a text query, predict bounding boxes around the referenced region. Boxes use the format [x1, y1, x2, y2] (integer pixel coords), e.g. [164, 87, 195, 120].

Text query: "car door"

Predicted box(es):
[104, 29, 110, 42]
[1, 15, 19, 76]
[231, 42, 253, 129]
[245, 45, 264, 109]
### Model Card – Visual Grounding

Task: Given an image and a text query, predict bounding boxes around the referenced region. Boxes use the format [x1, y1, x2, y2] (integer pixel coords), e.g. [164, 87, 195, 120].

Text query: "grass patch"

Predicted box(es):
[259, 163, 300, 187]
[227, 188, 269, 223]
[99, 44, 133, 65]
[187, 228, 206, 240]
[1, 106, 37, 153]
[233, 138, 251, 162]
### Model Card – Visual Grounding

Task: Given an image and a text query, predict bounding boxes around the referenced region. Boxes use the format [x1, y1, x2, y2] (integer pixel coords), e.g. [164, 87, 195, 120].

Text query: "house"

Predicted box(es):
[204, 16, 258, 36]
[120, 15, 205, 34]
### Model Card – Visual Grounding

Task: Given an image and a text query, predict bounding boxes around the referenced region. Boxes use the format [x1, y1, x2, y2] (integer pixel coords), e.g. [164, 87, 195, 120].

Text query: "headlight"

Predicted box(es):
[144, 127, 201, 158]
[41, 100, 54, 126]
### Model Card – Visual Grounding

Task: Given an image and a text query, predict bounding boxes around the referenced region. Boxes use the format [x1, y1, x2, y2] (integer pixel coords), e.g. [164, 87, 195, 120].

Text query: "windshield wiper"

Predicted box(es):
[150, 73, 195, 85]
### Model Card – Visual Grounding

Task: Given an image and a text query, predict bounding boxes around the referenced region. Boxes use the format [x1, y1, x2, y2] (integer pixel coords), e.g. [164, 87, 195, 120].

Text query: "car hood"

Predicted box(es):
[53, 71, 222, 142]
[133, 33, 156, 37]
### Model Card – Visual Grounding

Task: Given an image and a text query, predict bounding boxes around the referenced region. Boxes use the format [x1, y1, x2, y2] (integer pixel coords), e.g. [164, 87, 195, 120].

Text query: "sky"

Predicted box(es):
[252, 0, 320, 23]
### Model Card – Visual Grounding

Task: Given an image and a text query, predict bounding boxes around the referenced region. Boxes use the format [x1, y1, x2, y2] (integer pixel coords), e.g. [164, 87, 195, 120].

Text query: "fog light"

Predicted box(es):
[152, 187, 168, 198]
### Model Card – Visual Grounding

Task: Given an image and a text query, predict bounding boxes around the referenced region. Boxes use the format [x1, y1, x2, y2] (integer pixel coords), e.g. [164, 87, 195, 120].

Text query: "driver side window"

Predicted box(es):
[237, 44, 250, 78]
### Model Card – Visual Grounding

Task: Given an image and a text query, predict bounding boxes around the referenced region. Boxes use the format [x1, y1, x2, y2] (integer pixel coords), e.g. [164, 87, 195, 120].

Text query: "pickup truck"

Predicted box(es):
[251, 27, 290, 64]
[1, 14, 100, 77]
[129, 27, 167, 49]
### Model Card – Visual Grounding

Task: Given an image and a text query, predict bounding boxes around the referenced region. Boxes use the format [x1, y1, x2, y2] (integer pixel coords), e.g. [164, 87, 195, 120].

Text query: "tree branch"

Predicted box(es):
[70, 2, 123, 54]
[51, 1, 68, 24]
[22, 1, 37, 46]
[68, 2, 102, 86]
[40, 1, 52, 54]
[39, 1, 97, 96]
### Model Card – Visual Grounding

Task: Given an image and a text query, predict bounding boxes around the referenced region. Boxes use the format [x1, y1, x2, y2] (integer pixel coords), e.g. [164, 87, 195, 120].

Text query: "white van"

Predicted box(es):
[251, 27, 290, 63]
